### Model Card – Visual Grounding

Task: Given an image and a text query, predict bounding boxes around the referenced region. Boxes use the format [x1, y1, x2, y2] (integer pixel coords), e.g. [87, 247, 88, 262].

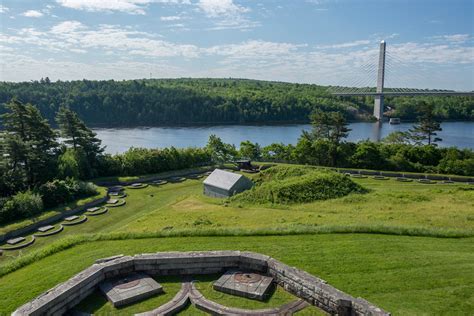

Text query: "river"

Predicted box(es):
[92, 121, 474, 154]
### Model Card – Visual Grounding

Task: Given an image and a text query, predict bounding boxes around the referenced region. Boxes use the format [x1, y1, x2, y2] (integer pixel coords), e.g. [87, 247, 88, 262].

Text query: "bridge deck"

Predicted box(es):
[331, 92, 474, 97]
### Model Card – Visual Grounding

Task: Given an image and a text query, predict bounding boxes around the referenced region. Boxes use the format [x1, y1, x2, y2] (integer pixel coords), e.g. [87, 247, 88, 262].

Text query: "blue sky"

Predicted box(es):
[0, 0, 473, 90]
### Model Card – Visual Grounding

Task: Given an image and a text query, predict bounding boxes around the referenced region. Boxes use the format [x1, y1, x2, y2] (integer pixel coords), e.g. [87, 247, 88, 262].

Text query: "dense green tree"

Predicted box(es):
[1, 99, 58, 187]
[307, 110, 350, 166]
[351, 141, 387, 169]
[239, 141, 262, 160]
[262, 143, 295, 162]
[409, 102, 442, 146]
[56, 106, 104, 177]
[57, 148, 82, 179]
[206, 134, 237, 164]
[382, 131, 411, 144]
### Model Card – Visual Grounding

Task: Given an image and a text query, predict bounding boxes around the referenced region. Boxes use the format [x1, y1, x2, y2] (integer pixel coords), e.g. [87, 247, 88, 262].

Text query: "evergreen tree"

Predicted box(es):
[409, 102, 442, 146]
[1, 99, 58, 186]
[55, 107, 104, 177]
[206, 134, 237, 164]
[239, 140, 262, 160]
[308, 110, 350, 166]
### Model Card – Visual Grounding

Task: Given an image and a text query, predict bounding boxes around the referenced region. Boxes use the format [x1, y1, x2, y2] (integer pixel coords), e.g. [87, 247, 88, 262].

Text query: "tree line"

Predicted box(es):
[207, 105, 473, 177]
[0, 98, 472, 226]
[0, 78, 472, 127]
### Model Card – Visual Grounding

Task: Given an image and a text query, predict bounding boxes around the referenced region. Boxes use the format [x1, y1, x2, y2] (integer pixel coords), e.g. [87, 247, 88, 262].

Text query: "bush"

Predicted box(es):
[98, 147, 211, 177]
[38, 178, 98, 208]
[234, 166, 367, 204]
[0, 191, 43, 224]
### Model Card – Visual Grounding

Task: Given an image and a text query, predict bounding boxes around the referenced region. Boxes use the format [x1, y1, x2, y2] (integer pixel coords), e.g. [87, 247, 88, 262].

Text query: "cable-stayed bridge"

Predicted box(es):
[328, 41, 474, 120]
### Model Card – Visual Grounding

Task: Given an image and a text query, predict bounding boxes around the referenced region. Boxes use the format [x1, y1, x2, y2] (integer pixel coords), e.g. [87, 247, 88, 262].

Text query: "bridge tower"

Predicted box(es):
[373, 40, 386, 120]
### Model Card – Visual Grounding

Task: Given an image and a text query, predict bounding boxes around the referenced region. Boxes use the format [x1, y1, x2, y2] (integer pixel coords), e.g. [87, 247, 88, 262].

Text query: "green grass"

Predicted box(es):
[72, 274, 324, 315]
[92, 166, 212, 184]
[0, 166, 473, 315]
[0, 234, 472, 315]
[0, 186, 107, 235]
[1, 175, 473, 263]
[194, 274, 298, 308]
[74, 275, 182, 315]
[233, 165, 368, 204]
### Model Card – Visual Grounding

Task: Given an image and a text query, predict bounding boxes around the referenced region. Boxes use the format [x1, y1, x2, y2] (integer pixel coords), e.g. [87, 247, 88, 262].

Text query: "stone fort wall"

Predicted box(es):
[14, 251, 389, 316]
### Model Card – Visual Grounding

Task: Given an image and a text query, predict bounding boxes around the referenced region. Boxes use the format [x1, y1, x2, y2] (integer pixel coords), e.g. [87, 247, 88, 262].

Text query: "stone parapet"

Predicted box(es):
[14, 251, 390, 316]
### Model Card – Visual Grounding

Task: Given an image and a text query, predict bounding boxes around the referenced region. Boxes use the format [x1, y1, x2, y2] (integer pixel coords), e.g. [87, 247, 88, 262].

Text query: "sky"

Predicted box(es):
[0, 0, 473, 90]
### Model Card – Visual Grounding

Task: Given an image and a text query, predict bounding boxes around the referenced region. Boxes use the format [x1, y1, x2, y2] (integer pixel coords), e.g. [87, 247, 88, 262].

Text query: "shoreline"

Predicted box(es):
[85, 119, 473, 129]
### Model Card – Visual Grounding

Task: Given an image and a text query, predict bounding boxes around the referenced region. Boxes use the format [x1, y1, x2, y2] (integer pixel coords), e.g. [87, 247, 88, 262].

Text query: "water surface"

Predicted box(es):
[93, 121, 474, 154]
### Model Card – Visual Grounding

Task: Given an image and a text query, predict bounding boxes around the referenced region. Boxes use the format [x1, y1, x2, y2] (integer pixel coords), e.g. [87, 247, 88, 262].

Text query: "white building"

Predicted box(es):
[203, 169, 254, 198]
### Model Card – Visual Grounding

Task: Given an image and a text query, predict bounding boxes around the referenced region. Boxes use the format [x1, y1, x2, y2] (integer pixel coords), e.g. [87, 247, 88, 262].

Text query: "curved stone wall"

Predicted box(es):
[13, 251, 390, 316]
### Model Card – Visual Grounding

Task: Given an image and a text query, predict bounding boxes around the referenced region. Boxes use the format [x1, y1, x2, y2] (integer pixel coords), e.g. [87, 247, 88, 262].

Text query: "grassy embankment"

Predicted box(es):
[0, 186, 107, 235]
[0, 166, 473, 314]
[1, 235, 472, 314]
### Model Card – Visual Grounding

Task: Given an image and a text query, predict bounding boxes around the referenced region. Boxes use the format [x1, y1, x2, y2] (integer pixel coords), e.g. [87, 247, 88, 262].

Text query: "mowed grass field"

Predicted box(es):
[1, 176, 473, 261]
[0, 235, 473, 314]
[0, 170, 473, 314]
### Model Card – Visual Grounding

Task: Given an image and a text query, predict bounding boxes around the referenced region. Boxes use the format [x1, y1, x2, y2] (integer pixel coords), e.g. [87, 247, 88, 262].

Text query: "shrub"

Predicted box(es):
[234, 166, 367, 204]
[38, 178, 98, 208]
[0, 191, 43, 224]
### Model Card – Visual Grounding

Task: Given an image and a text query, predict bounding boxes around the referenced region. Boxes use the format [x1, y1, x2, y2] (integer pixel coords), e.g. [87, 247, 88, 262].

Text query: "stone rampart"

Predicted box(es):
[13, 251, 390, 316]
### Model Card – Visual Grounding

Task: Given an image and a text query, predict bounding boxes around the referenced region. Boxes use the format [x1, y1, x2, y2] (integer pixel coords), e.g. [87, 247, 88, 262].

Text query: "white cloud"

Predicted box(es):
[197, 0, 249, 17]
[0, 53, 187, 81]
[196, 0, 259, 31]
[389, 42, 474, 64]
[1, 22, 199, 58]
[0, 5, 9, 13]
[206, 40, 305, 58]
[1, 22, 473, 90]
[433, 34, 470, 43]
[160, 15, 181, 21]
[56, 0, 190, 14]
[51, 20, 86, 34]
[22, 10, 44, 18]
[56, 0, 152, 14]
[316, 40, 371, 49]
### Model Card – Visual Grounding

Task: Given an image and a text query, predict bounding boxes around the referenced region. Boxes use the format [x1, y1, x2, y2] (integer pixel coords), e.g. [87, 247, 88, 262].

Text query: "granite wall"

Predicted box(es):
[14, 251, 390, 316]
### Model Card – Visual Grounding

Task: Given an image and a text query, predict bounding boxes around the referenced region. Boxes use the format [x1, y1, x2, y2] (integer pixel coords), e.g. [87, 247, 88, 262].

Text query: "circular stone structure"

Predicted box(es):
[99, 272, 163, 307]
[13, 251, 390, 316]
[127, 183, 148, 189]
[115, 278, 141, 289]
[0, 235, 36, 251]
[234, 272, 262, 284]
[152, 179, 167, 185]
[105, 198, 126, 207]
[168, 176, 186, 183]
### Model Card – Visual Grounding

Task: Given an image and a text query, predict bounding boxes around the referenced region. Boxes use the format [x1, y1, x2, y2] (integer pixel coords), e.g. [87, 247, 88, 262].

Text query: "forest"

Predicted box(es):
[1, 98, 472, 226]
[0, 78, 472, 127]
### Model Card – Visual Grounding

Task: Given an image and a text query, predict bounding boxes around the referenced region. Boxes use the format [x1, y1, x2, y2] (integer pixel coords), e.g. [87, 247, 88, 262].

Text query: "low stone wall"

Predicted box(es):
[338, 168, 473, 183]
[0, 196, 108, 243]
[95, 167, 215, 186]
[14, 251, 390, 316]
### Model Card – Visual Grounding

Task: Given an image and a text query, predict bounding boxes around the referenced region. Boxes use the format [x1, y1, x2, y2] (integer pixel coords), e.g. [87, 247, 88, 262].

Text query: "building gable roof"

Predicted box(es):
[203, 169, 244, 191]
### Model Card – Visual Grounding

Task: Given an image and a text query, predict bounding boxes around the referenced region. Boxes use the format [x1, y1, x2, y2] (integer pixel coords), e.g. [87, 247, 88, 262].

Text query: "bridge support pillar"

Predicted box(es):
[374, 40, 386, 121]
[374, 95, 384, 120]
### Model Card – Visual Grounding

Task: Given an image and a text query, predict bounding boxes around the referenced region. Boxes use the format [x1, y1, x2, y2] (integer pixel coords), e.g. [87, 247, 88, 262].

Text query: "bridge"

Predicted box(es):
[329, 41, 474, 120]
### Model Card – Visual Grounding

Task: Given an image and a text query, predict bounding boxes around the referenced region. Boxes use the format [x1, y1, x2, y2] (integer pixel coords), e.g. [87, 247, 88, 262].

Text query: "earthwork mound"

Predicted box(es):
[233, 165, 368, 204]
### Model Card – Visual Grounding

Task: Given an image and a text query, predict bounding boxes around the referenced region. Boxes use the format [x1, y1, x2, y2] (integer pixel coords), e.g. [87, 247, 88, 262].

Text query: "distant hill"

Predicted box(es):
[0, 78, 472, 127]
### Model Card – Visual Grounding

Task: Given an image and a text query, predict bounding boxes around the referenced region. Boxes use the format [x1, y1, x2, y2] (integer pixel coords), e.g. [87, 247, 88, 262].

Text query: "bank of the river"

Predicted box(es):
[93, 121, 474, 154]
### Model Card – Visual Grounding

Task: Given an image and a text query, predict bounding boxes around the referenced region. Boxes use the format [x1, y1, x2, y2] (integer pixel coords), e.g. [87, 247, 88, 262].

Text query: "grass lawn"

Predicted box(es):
[74, 275, 183, 315]
[0, 234, 472, 314]
[72, 274, 324, 315]
[0, 186, 107, 235]
[0, 167, 473, 315]
[1, 177, 472, 261]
